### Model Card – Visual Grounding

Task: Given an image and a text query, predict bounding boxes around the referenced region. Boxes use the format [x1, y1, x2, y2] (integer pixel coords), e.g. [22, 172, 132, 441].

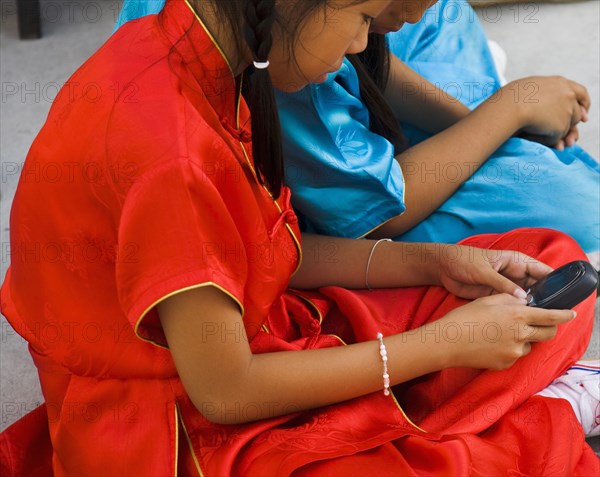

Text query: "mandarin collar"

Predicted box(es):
[158, 0, 244, 129]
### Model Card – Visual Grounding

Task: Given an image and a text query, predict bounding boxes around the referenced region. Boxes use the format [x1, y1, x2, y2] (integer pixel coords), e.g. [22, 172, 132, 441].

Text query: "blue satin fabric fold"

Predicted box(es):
[114, 0, 165, 30]
[276, 60, 405, 238]
[116, 0, 600, 252]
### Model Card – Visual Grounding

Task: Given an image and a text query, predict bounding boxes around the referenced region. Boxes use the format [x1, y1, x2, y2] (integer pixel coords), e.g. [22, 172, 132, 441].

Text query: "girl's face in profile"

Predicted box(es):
[268, 0, 392, 92]
[370, 0, 438, 34]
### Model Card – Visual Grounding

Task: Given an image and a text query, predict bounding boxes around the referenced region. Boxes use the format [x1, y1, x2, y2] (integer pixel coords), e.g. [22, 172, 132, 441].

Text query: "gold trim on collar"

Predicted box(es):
[238, 141, 304, 275]
[183, 0, 235, 79]
[235, 74, 303, 275]
[133, 282, 245, 349]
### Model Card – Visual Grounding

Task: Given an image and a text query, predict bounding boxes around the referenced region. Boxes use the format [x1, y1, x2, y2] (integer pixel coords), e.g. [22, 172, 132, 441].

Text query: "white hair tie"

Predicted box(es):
[253, 60, 270, 70]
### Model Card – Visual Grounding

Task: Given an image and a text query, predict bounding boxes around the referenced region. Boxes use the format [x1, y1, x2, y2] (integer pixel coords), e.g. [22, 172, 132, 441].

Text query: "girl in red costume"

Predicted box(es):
[1, 0, 598, 475]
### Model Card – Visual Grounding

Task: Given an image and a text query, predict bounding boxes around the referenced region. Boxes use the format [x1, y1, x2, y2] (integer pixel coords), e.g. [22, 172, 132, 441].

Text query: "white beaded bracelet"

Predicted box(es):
[365, 239, 392, 290]
[376, 332, 390, 396]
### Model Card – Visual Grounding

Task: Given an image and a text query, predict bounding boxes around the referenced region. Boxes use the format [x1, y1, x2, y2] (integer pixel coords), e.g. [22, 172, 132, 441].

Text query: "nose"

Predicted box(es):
[403, 0, 438, 24]
[346, 21, 370, 55]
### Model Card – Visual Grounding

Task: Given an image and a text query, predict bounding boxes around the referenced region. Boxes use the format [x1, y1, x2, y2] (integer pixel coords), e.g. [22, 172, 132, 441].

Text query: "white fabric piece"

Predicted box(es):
[586, 251, 600, 271]
[536, 360, 600, 437]
[487, 39, 508, 86]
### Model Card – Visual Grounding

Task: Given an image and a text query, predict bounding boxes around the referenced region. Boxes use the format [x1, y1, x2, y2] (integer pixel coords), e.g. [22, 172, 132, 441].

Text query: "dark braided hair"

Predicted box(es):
[188, 1, 405, 197]
[242, 0, 284, 198]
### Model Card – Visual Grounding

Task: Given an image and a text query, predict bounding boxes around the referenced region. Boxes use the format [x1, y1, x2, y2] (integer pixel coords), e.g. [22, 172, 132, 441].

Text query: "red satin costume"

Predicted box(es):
[1, 1, 598, 475]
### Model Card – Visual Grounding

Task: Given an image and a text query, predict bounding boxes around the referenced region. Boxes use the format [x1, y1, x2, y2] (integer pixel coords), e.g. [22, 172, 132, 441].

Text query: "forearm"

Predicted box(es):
[289, 234, 440, 290]
[210, 328, 450, 424]
[385, 55, 470, 134]
[161, 241, 551, 425]
[370, 90, 523, 238]
[160, 285, 452, 425]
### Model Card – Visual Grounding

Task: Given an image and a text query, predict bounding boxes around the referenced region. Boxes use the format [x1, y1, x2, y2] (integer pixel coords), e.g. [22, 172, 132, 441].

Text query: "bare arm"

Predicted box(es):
[371, 60, 589, 238]
[288, 234, 438, 290]
[384, 54, 470, 134]
[158, 285, 449, 424]
[158, 283, 573, 425]
[373, 80, 521, 238]
[158, 236, 574, 425]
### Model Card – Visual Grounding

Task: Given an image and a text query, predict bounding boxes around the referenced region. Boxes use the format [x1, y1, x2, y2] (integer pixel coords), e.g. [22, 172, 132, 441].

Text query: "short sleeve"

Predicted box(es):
[116, 158, 246, 347]
[276, 59, 405, 239]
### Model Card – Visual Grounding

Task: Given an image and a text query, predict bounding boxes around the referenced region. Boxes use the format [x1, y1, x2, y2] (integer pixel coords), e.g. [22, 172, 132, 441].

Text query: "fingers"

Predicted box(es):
[568, 79, 591, 111]
[510, 308, 575, 343]
[499, 251, 552, 288]
[511, 321, 557, 343]
[519, 132, 556, 148]
[478, 292, 525, 306]
[495, 251, 552, 289]
[521, 341, 532, 357]
[563, 126, 579, 148]
[525, 325, 559, 343]
[525, 307, 577, 327]
[483, 267, 527, 299]
[553, 80, 585, 150]
[570, 101, 583, 127]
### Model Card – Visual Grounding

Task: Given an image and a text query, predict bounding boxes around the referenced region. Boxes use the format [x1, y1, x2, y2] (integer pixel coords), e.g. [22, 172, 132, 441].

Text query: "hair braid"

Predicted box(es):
[243, 0, 275, 64]
[243, 0, 284, 197]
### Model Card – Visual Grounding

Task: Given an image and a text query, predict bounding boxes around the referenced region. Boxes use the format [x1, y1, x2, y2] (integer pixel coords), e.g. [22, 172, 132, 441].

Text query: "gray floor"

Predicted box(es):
[0, 0, 598, 454]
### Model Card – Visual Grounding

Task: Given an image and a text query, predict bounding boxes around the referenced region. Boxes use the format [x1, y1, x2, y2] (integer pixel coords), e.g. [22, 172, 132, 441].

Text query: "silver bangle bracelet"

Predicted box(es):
[365, 238, 392, 290]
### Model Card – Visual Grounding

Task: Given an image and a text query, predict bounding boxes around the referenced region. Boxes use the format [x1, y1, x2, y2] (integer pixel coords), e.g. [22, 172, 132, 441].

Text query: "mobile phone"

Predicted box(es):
[526, 260, 598, 309]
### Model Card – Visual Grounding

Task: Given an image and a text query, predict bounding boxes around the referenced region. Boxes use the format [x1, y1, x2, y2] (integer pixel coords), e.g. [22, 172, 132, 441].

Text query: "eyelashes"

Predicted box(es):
[363, 14, 375, 24]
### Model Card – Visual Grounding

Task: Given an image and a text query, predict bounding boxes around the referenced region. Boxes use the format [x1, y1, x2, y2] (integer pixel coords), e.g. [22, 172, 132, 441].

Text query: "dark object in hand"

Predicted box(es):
[526, 260, 598, 309]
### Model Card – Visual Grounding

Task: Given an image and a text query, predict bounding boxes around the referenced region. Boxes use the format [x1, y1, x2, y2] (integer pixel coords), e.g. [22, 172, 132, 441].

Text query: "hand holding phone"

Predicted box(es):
[526, 260, 598, 309]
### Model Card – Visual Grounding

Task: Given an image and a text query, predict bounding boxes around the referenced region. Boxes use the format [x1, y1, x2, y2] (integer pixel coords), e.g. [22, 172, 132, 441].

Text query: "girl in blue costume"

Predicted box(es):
[116, 0, 599, 256]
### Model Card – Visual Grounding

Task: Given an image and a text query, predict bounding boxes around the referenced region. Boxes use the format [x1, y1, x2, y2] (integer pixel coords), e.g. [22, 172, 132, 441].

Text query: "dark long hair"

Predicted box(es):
[348, 34, 407, 154]
[241, 0, 284, 198]
[192, 1, 406, 198]
[191, 0, 326, 199]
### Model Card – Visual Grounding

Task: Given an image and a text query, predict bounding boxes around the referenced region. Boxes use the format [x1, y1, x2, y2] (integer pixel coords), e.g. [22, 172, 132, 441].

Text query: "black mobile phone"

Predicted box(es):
[526, 260, 599, 309]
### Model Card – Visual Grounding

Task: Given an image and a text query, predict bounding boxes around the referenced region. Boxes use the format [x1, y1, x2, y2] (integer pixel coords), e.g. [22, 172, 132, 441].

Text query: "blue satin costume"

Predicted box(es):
[116, 0, 600, 253]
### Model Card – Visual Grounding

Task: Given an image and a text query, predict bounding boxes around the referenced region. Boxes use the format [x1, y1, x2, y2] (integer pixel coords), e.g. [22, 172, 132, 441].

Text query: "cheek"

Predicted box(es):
[269, 68, 307, 93]
[400, 1, 434, 23]
[293, 38, 344, 75]
[266, 54, 307, 92]
[264, 29, 306, 91]
[266, 13, 357, 90]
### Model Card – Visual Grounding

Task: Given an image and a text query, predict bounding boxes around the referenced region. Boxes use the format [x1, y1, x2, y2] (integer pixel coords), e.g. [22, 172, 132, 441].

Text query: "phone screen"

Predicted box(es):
[527, 260, 598, 309]
[531, 262, 583, 300]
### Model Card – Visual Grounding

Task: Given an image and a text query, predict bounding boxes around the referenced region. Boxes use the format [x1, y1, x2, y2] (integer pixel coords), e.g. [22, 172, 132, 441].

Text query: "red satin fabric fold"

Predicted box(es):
[174, 229, 598, 476]
[0, 1, 598, 474]
[4, 230, 597, 476]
